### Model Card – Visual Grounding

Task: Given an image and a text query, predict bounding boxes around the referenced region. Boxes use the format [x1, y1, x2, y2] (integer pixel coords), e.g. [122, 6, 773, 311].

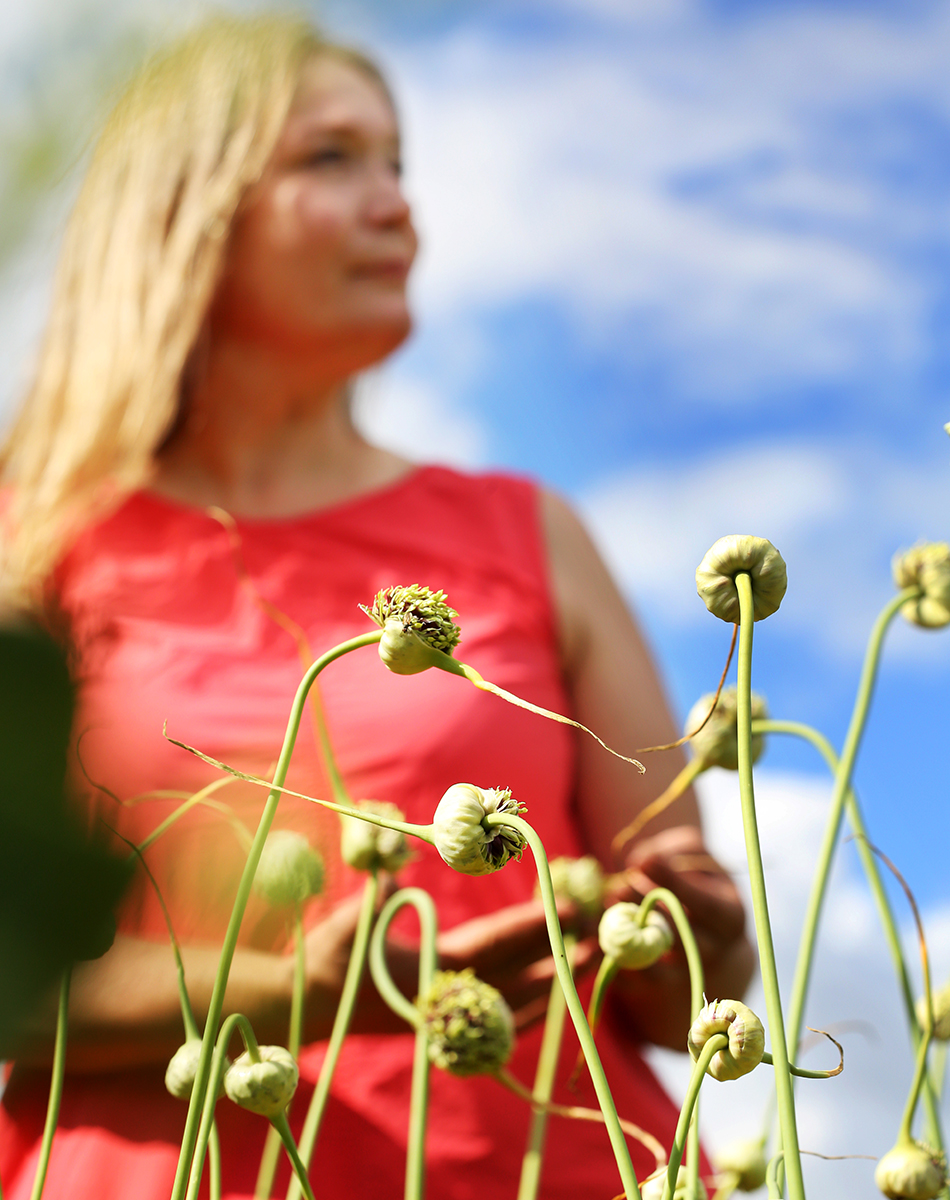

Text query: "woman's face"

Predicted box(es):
[211, 55, 417, 376]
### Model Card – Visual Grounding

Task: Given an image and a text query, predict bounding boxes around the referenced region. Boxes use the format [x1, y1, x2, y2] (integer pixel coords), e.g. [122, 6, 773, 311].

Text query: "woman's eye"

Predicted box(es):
[307, 146, 348, 167]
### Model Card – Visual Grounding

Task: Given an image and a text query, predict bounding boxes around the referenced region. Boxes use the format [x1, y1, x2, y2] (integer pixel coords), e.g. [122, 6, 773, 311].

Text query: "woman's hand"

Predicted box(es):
[303, 886, 599, 1039]
[606, 824, 755, 1052]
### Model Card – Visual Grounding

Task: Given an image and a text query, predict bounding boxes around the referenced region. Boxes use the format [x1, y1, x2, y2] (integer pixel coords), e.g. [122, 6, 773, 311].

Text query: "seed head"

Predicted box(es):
[686, 685, 768, 771]
[713, 1138, 768, 1192]
[432, 783, 527, 876]
[362, 585, 461, 674]
[696, 535, 787, 623]
[165, 1038, 227, 1101]
[224, 1046, 299, 1119]
[688, 998, 765, 1081]
[893, 543, 950, 629]
[417, 968, 514, 1077]
[339, 799, 412, 874]
[916, 981, 950, 1041]
[547, 855, 606, 917]
[252, 831, 324, 908]
[875, 1141, 947, 1200]
[598, 902, 673, 970]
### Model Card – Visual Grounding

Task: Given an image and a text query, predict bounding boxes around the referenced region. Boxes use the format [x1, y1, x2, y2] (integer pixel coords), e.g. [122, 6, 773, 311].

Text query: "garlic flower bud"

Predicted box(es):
[598, 902, 673, 969]
[892, 543, 950, 629]
[696, 535, 787, 623]
[875, 1141, 947, 1200]
[362, 584, 461, 674]
[713, 1138, 768, 1192]
[547, 855, 606, 916]
[685, 685, 768, 771]
[252, 830, 324, 908]
[340, 799, 412, 873]
[224, 1046, 299, 1118]
[640, 1168, 708, 1200]
[417, 968, 514, 1077]
[165, 1038, 227, 1101]
[916, 981, 950, 1041]
[688, 999, 765, 1081]
[432, 783, 526, 876]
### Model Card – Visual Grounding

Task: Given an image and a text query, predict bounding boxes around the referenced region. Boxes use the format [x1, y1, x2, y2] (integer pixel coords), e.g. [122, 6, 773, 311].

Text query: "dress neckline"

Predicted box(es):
[133, 463, 437, 528]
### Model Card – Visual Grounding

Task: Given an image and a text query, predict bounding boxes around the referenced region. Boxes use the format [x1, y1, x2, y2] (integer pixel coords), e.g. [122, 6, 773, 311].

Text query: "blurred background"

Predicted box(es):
[1, 0, 948, 1194]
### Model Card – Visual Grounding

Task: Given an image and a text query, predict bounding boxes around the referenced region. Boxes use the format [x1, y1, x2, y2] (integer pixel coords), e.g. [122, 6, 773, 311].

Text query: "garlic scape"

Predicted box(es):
[917, 981, 950, 1041]
[340, 798, 412, 873]
[417, 968, 515, 1077]
[166, 1038, 227, 1102]
[696, 535, 787, 624]
[363, 584, 644, 772]
[598, 902, 674, 970]
[712, 1137, 768, 1193]
[224, 1045, 299, 1119]
[546, 854, 606, 917]
[361, 584, 461, 673]
[432, 783, 527, 875]
[875, 1140, 947, 1200]
[252, 830, 324, 909]
[892, 543, 950, 629]
[688, 999, 765, 1082]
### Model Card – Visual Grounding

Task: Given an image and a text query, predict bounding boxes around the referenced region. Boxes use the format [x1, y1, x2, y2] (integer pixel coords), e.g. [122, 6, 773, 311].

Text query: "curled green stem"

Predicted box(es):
[733, 572, 804, 1200]
[169, 631, 382, 1200]
[486, 812, 642, 1200]
[287, 871, 380, 1200]
[661, 1033, 728, 1200]
[28, 968, 70, 1200]
[368, 887, 438, 1200]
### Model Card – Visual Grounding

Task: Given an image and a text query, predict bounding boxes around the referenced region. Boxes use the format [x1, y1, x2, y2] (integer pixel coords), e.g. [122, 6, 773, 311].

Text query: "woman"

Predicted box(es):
[0, 15, 753, 1199]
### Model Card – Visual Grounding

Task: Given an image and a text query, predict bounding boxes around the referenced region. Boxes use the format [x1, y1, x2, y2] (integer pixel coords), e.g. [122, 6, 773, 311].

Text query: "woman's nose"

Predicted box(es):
[366, 165, 412, 226]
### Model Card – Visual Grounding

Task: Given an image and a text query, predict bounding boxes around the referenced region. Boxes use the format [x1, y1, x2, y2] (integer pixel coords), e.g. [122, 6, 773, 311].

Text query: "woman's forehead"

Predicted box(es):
[282, 55, 398, 145]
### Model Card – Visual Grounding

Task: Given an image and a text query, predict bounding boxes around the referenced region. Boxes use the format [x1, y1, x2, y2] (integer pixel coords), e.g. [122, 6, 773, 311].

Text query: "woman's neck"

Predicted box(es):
[151, 338, 413, 518]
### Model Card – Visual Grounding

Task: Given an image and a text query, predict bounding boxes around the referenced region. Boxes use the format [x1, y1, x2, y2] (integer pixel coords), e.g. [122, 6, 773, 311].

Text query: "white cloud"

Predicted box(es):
[577, 437, 950, 660]
[383, 2, 950, 399]
[646, 768, 950, 1199]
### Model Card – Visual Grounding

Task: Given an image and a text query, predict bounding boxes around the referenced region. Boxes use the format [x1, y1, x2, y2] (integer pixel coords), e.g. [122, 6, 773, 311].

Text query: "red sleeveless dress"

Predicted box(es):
[0, 465, 687, 1199]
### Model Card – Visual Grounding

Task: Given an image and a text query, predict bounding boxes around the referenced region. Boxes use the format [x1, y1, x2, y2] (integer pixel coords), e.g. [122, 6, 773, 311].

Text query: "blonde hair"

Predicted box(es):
[0, 13, 389, 607]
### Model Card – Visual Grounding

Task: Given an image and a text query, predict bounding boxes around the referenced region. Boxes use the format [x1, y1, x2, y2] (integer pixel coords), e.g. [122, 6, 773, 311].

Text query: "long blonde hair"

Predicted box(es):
[1, 14, 387, 607]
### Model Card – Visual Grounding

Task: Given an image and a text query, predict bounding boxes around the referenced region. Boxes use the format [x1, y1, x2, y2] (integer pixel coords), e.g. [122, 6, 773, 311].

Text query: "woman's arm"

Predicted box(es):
[541, 489, 755, 1051]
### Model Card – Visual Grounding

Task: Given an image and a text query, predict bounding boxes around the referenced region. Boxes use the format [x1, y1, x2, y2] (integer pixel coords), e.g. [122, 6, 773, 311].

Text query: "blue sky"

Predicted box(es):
[1, 0, 949, 1190]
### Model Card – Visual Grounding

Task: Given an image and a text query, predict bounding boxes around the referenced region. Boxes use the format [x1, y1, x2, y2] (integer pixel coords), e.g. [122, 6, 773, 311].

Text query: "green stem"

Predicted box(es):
[307, 682, 351, 809]
[637, 888, 705, 1022]
[899, 1025, 935, 1144]
[517, 932, 576, 1200]
[637, 888, 705, 1200]
[270, 1113, 316, 1200]
[766, 1153, 785, 1199]
[771, 590, 912, 1069]
[733, 572, 804, 1200]
[368, 887, 438, 1200]
[256, 906, 309, 1199]
[208, 1125, 222, 1200]
[586, 956, 621, 1038]
[486, 812, 642, 1200]
[28, 968, 70, 1200]
[169, 631, 382, 1200]
[661, 1033, 728, 1200]
[287, 872, 380, 1200]
[184, 1012, 258, 1200]
[754, 716, 943, 1152]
